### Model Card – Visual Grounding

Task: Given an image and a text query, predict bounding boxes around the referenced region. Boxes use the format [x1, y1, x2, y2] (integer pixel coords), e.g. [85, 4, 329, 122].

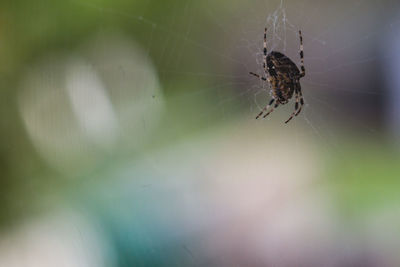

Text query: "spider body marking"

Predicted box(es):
[250, 28, 305, 124]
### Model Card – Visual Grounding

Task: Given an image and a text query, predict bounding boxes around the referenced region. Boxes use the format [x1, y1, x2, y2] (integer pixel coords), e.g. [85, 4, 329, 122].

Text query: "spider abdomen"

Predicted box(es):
[267, 52, 300, 104]
[267, 51, 300, 77]
[270, 77, 296, 103]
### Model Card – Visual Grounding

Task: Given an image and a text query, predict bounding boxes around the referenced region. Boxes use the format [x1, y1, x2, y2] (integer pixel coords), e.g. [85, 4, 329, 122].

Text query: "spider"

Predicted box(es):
[250, 28, 305, 123]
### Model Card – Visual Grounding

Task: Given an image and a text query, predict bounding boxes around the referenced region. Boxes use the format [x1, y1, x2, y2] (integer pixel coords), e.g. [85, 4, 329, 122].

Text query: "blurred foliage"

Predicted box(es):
[0, 1, 399, 266]
[0, 0, 399, 233]
[327, 138, 400, 219]
[0, 0, 239, 226]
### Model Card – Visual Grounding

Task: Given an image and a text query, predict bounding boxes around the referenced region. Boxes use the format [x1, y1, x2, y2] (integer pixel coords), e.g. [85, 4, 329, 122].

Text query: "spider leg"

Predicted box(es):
[249, 72, 267, 81]
[285, 89, 301, 123]
[263, 28, 268, 73]
[256, 98, 275, 119]
[263, 102, 279, 118]
[295, 89, 304, 116]
[285, 87, 305, 123]
[285, 99, 299, 123]
[299, 30, 305, 78]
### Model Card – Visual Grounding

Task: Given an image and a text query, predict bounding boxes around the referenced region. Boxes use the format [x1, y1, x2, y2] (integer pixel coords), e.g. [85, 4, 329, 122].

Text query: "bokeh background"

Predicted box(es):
[1, 0, 400, 266]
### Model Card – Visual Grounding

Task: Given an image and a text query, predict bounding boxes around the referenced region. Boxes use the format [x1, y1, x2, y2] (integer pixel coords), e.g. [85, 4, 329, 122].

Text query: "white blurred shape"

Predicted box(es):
[66, 60, 118, 147]
[0, 212, 115, 267]
[18, 31, 164, 172]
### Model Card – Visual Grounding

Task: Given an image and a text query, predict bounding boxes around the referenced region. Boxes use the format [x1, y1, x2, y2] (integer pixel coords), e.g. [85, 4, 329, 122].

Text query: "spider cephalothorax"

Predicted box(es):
[250, 28, 305, 123]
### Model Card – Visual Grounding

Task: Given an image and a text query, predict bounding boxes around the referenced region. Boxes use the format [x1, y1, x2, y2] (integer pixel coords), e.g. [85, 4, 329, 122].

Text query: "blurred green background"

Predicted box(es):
[0, 0, 400, 266]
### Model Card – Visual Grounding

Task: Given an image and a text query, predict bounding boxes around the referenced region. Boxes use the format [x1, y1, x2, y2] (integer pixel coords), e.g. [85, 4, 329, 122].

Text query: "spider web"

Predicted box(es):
[12, 0, 400, 266]
[231, 0, 393, 140]
[70, 0, 400, 218]
[69, 0, 399, 143]
[58, 0, 400, 142]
